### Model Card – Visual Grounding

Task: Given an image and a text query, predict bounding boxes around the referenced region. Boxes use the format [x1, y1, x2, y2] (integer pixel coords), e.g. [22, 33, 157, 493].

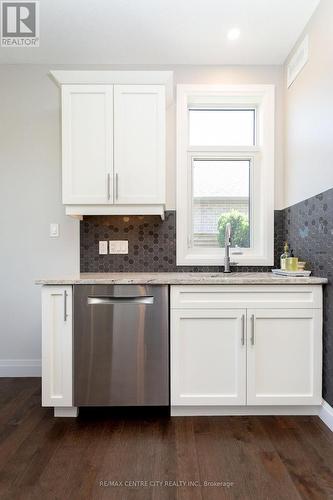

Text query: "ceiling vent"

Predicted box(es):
[287, 35, 309, 88]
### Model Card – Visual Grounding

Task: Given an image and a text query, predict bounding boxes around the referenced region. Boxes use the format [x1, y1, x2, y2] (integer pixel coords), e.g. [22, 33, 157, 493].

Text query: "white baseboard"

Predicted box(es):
[172, 401, 333, 434]
[0, 359, 41, 377]
[171, 405, 321, 416]
[319, 400, 333, 432]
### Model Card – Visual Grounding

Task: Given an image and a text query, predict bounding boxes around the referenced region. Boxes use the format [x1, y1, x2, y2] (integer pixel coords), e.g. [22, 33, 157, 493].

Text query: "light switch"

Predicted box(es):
[109, 240, 129, 254]
[99, 241, 108, 255]
[50, 223, 59, 238]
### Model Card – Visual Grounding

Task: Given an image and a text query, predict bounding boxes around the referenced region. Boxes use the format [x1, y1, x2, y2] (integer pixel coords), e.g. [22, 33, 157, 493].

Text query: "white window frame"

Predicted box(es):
[176, 84, 275, 266]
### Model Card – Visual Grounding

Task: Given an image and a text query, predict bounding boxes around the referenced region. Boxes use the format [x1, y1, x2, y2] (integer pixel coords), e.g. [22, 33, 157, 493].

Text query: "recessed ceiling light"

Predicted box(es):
[227, 28, 240, 41]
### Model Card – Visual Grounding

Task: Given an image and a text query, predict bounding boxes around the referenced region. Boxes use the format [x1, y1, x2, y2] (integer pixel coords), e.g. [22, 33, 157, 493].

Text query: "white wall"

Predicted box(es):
[284, 0, 333, 208]
[0, 66, 79, 375]
[0, 64, 284, 373]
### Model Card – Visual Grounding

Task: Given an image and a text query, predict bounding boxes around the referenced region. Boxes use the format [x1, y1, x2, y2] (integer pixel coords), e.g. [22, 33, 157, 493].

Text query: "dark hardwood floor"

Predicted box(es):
[1, 379, 333, 500]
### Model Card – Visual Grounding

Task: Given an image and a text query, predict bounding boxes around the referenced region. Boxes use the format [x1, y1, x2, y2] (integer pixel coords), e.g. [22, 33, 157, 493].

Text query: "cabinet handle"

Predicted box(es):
[64, 290, 68, 322]
[88, 296, 154, 305]
[115, 173, 119, 200]
[251, 314, 255, 345]
[107, 173, 111, 200]
[241, 314, 245, 346]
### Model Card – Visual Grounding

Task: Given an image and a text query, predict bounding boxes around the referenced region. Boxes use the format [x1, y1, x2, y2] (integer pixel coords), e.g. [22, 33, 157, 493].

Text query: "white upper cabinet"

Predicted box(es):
[114, 85, 165, 205]
[62, 85, 113, 205]
[52, 71, 171, 216]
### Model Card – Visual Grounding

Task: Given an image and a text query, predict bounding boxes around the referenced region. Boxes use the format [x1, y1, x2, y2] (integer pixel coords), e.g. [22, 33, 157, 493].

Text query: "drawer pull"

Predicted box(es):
[64, 290, 68, 321]
[251, 314, 255, 345]
[241, 314, 245, 346]
[107, 173, 111, 200]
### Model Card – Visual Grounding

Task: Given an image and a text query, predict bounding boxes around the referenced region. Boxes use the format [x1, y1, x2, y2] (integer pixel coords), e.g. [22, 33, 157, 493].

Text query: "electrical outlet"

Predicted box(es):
[109, 240, 128, 254]
[99, 241, 108, 255]
[120, 241, 128, 254]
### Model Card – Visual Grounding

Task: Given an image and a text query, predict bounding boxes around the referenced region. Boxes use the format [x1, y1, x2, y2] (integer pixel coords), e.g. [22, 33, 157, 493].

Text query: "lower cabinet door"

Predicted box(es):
[247, 309, 322, 405]
[171, 309, 246, 406]
[42, 286, 73, 407]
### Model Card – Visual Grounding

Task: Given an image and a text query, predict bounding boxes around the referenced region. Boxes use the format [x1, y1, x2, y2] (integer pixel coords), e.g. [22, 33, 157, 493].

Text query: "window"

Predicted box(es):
[189, 109, 255, 146]
[177, 85, 275, 266]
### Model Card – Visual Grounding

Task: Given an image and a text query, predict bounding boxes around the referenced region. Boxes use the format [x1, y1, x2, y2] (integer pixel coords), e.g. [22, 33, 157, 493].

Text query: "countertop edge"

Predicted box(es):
[35, 275, 328, 286]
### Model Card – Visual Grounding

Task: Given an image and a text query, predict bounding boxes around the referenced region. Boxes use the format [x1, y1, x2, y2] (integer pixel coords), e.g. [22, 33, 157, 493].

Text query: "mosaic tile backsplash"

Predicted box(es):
[80, 210, 283, 273]
[283, 187, 333, 405]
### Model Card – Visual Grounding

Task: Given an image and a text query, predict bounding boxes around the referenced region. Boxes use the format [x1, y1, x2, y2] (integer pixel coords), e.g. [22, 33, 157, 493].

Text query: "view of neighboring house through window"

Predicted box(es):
[192, 158, 250, 248]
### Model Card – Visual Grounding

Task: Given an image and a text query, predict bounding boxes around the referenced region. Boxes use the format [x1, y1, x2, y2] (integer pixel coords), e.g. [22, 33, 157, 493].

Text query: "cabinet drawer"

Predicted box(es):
[171, 285, 322, 309]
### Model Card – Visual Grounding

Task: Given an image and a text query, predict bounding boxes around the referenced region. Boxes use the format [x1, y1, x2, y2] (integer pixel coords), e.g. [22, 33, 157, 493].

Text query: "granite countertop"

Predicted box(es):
[35, 272, 328, 285]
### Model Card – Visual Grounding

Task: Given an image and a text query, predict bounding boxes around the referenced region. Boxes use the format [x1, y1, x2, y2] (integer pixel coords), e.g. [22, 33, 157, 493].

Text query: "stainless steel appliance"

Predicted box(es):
[74, 285, 169, 406]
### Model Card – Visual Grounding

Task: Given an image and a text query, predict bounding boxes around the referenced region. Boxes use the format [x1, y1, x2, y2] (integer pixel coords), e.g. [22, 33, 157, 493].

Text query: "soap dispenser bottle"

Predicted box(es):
[286, 250, 299, 271]
[280, 242, 290, 270]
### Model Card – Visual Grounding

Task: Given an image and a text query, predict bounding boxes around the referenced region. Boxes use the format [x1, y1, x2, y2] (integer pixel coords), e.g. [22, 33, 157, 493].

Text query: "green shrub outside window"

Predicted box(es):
[217, 210, 250, 248]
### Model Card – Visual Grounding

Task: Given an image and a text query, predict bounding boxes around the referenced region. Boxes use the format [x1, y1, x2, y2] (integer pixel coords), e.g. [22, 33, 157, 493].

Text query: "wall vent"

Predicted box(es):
[287, 35, 309, 88]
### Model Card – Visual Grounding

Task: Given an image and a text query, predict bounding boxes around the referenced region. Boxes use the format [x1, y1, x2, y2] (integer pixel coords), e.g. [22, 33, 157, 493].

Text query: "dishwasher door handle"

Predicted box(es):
[87, 296, 154, 305]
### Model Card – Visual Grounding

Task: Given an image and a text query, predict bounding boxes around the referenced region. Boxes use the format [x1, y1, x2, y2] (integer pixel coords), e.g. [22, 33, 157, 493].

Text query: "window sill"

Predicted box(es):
[176, 251, 274, 267]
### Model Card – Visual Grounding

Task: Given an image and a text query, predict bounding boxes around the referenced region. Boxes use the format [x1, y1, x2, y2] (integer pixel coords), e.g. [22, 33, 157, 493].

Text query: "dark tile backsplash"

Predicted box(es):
[282, 187, 333, 405]
[80, 210, 283, 273]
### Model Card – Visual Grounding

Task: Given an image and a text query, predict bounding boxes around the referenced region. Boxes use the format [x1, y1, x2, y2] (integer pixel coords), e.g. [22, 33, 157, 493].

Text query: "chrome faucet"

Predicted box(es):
[224, 222, 232, 273]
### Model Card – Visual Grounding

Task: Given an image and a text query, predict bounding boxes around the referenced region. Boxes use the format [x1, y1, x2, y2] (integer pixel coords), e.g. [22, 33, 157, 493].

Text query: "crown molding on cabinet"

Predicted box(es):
[49, 70, 174, 106]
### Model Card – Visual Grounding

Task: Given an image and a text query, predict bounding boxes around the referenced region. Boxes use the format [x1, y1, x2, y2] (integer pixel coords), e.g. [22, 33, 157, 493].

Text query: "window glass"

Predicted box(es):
[192, 159, 250, 248]
[189, 109, 255, 146]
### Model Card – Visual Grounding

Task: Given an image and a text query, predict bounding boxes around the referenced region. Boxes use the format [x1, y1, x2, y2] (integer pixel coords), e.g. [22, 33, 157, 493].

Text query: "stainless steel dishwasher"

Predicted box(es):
[74, 285, 169, 406]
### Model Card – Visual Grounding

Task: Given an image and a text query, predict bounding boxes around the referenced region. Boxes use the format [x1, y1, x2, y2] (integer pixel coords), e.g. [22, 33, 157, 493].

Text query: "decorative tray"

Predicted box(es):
[272, 269, 312, 277]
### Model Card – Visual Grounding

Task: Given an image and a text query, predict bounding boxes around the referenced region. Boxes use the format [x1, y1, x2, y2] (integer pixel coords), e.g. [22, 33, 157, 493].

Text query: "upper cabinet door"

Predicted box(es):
[247, 308, 322, 406]
[62, 85, 113, 204]
[114, 85, 165, 205]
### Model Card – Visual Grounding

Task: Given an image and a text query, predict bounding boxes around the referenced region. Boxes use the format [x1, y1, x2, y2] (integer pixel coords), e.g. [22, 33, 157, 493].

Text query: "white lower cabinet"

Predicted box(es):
[246, 309, 322, 405]
[171, 286, 323, 410]
[42, 286, 73, 407]
[171, 309, 246, 405]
